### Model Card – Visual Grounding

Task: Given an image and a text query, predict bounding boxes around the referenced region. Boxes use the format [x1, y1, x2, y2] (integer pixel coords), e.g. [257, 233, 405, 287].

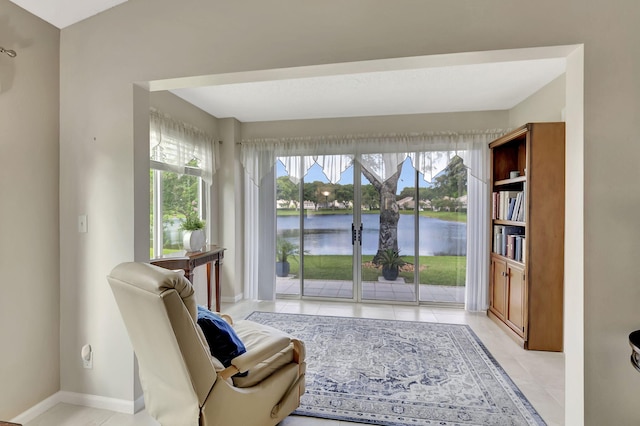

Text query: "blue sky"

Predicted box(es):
[276, 157, 432, 193]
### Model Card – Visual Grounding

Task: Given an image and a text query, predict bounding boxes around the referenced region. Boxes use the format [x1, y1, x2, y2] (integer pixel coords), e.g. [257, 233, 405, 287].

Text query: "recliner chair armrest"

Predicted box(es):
[219, 335, 292, 380]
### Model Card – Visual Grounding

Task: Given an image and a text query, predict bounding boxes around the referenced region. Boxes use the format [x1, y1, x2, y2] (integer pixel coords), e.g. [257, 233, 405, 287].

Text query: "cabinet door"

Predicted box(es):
[506, 263, 526, 336]
[490, 257, 507, 320]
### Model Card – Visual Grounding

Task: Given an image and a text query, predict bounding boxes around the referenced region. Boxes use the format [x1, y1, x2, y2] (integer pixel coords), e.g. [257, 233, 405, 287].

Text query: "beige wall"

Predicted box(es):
[149, 91, 219, 136]
[49, 1, 637, 425]
[0, 0, 60, 419]
[510, 74, 566, 126]
[217, 118, 243, 300]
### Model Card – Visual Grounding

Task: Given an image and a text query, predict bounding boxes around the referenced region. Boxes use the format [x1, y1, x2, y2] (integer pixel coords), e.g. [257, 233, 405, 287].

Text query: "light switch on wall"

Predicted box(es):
[78, 215, 88, 233]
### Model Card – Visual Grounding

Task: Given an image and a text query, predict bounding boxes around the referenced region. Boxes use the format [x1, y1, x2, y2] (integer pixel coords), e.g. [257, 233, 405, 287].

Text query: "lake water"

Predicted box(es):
[277, 213, 466, 256]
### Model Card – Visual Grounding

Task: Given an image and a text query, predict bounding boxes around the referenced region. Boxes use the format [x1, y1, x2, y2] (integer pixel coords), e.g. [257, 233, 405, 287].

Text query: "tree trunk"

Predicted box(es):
[361, 165, 402, 263]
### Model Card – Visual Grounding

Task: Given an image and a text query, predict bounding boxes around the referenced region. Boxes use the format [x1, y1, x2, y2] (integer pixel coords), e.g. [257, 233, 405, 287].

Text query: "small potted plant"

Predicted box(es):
[276, 237, 299, 277]
[181, 208, 206, 252]
[378, 248, 406, 281]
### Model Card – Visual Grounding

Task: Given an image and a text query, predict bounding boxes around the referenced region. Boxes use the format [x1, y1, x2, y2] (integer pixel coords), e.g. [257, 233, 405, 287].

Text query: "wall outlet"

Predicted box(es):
[81, 344, 93, 369]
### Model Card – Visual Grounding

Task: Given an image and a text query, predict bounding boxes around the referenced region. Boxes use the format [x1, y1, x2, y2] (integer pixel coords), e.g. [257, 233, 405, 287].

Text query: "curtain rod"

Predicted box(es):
[238, 129, 510, 145]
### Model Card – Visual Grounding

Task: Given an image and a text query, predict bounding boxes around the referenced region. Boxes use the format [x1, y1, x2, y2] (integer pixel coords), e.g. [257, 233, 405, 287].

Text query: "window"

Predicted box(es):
[150, 160, 206, 258]
[149, 108, 217, 258]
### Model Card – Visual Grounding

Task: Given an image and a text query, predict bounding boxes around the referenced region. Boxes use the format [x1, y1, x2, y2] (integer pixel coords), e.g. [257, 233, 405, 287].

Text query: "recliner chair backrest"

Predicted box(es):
[108, 262, 217, 425]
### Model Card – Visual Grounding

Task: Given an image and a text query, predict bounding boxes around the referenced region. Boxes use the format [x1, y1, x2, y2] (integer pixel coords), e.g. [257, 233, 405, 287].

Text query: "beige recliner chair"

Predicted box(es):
[107, 262, 306, 426]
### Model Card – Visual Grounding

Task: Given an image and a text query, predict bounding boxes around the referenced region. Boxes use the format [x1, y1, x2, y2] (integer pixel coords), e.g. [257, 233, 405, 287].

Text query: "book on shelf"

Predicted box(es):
[492, 190, 523, 220]
[502, 191, 518, 220]
[510, 192, 523, 221]
[517, 183, 526, 222]
[507, 198, 516, 221]
[507, 235, 516, 259]
[515, 235, 523, 262]
[492, 192, 497, 220]
[493, 225, 525, 257]
[493, 225, 503, 255]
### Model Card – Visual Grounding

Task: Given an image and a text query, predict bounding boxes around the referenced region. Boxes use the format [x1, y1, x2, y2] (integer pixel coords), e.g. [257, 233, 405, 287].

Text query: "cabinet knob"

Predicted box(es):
[501, 271, 507, 277]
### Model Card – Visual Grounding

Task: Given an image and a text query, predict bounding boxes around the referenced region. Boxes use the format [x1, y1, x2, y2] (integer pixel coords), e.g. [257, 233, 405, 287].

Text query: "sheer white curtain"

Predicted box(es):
[150, 108, 219, 183]
[461, 132, 499, 311]
[243, 168, 276, 300]
[241, 130, 507, 308]
[242, 132, 469, 186]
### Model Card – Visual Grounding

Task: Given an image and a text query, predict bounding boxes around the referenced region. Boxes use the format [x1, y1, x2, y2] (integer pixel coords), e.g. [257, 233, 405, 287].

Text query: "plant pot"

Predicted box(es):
[183, 229, 206, 252]
[382, 265, 399, 281]
[276, 261, 290, 277]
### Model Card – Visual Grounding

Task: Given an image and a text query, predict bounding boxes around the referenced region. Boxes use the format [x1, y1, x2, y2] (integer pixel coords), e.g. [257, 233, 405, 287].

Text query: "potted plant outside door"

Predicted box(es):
[276, 237, 299, 277]
[378, 248, 407, 281]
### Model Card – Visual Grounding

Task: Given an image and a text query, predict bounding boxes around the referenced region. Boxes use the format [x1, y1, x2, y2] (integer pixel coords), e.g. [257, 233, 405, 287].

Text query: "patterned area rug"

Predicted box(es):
[246, 312, 546, 426]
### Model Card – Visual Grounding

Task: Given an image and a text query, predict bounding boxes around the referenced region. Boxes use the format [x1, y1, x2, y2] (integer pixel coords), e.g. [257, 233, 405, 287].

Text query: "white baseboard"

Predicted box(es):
[11, 391, 146, 423]
[134, 394, 146, 413]
[11, 392, 62, 424]
[221, 292, 243, 303]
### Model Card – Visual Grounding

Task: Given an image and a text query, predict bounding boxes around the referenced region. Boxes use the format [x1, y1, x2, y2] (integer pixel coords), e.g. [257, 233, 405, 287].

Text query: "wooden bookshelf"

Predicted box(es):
[488, 122, 565, 352]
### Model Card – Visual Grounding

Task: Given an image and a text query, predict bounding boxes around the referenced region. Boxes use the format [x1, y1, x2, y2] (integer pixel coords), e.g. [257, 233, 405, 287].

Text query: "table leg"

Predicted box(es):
[215, 259, 221, 313]
[206, 262, 212, 311]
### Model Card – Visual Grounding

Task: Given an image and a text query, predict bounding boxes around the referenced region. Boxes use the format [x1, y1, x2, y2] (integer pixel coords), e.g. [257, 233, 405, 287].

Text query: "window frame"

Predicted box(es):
[150, 160, 206, 258]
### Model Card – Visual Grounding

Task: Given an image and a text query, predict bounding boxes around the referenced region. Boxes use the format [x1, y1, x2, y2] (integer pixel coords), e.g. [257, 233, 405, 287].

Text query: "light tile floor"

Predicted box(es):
[22, 300, 564, 426]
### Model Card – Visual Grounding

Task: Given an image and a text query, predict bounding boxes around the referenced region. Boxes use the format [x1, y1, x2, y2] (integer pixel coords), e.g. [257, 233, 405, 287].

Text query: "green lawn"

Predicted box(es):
[150, 247, 183, 258]
[150, 249, 464, 287]
[415, 210, 466, 223]
[287, 254, 466, 286]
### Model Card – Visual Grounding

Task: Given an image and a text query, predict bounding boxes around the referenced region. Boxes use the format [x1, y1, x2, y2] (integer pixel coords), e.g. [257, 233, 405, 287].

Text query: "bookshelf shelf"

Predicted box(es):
[491, 252, 525, 266]
[493, 220, 526, 227]
[495, 176, 527, 187]
[488, 123, 565, 352]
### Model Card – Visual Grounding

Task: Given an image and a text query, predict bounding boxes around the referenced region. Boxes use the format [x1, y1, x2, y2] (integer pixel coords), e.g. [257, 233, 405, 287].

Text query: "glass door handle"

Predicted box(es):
[358, 224, 363, 245]
[352, 223, 356, 245]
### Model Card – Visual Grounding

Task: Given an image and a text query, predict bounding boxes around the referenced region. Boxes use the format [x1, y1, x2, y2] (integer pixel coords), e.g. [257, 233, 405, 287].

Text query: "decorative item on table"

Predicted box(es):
[181, 204, 206, 252]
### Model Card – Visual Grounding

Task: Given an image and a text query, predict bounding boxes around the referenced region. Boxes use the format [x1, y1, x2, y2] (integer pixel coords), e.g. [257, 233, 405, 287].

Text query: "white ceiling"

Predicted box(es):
[10, 0, 128, 29]
[171, 58, 566, 123]
[10, 1, 568, 123]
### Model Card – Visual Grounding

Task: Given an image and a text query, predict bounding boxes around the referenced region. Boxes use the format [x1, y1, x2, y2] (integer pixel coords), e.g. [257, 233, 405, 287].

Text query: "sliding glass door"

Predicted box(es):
[417, 156, 467, 304]
[275, 163, 302, 296]
[300, 162, 355, 298]
[360, 157, 418, 303]
[275, 153, 467, 305]
[276, 158, 356, 299]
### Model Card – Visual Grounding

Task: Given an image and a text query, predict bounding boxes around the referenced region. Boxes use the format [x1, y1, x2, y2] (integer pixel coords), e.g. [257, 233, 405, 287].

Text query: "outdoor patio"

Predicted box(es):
[276, 276, 465, 304]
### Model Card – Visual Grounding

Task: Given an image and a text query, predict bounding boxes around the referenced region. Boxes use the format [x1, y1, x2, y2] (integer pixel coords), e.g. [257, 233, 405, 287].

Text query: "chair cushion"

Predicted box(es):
[231, 320, 295, 388]
[197, 306, 247, 369]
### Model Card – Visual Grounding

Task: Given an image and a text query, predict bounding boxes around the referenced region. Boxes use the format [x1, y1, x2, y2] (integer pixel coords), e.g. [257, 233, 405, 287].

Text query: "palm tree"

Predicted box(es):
[361, 163, 403, 263]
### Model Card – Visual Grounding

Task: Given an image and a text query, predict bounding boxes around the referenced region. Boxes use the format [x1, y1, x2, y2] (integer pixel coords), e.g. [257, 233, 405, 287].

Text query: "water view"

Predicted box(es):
[277, 213, 466, 256]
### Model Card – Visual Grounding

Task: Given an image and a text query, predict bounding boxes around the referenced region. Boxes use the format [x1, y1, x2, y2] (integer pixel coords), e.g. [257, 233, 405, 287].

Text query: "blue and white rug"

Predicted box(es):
[246, 311, 546, 426]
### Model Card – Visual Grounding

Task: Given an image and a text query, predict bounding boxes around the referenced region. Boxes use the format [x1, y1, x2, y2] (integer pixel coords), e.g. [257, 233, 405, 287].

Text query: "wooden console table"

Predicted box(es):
[151, 245, 225, 312]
